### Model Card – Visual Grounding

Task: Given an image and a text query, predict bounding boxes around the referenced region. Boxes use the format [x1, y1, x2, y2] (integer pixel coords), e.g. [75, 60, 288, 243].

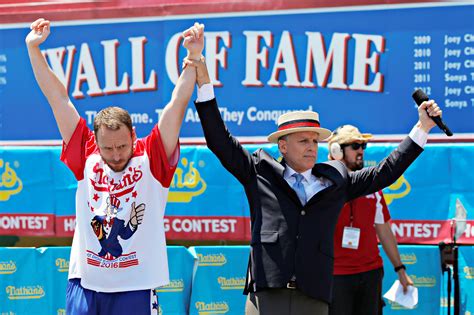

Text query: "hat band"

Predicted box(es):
[278, 119, 320, 131]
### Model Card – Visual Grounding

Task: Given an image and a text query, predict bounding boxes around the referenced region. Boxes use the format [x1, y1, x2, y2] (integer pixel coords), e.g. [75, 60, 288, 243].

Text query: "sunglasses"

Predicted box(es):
[343, 143, 367, 150]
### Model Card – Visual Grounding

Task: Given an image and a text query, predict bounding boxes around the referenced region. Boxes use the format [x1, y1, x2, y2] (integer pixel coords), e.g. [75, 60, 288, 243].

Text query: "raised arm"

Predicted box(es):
[185, 58, 254, 185]
[25, 18, 80, 144]
[347, 99, 442, 199]
[157, 22, 204, 160]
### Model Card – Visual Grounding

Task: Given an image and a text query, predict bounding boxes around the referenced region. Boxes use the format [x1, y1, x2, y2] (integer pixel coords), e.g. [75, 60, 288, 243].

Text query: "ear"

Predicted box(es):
[94, 132, 100, 146]
[278, 139, 287, 155]
[132, 127, 137, 143]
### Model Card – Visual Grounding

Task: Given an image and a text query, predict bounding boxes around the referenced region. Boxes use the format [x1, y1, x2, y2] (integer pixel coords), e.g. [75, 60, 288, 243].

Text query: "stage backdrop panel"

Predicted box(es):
[188, 246, 250, 315]
[458, 246, 474, 314]
[156, 246, 197, 315]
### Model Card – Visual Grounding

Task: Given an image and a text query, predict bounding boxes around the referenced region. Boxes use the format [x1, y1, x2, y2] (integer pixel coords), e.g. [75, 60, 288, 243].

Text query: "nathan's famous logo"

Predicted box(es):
[155, 279, 185, 292]
[0, 159, 23, 201]
[91, 163, 143, 197]
[387, 299, 418, 310]
[400, 253, 417, 265]
[168, 158, 206, 203]
[463, 266, 474, 279]
[411, 275, 436, 287]
[197, 253, 227, 266]
[217, 277, 245, 290]
[6, 285, 45, 300]
[195, 301, 229, 314]
[55, 258, 69, 272]
[383, 175, 411, 205]
[0, 260, 17, 275]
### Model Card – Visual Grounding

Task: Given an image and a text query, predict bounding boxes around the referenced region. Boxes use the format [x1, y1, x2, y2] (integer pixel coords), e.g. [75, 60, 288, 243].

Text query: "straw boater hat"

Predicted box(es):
[327, 125, 373, 146]
[267, 111, 332, 143]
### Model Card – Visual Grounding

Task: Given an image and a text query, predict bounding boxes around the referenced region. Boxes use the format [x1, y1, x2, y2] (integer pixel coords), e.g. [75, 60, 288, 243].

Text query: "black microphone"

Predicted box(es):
[412, 89, 453, 136]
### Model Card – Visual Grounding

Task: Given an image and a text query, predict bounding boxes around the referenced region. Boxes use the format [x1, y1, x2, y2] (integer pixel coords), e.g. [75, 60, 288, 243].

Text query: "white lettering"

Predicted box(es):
[465, 60, 474, 69]
[465, 47, 474, 56]
[129, 36, 156, 91]
[101, 39, 129, 94]
[302, 32, 350, 89]
[167, 218, 237, 234]
[445, 99, 467, 109]
[268, 31, 301, 87]
[63, 218, 76, 232]
[72, 43, 103, 99]
[444, 86, 462, 96]
[349, 34, 385, 92]
[205, 32, 231, 87]
[464, 34, 474, 43]
[391, 222, 441, 239]
[444, 73, 467, 83]
[0, 216, 49, 230]
[444, 48, 461, 58]
[444, 35, 461, 45]
[444, 61, 461, 71]
[242, 31, 273, 87]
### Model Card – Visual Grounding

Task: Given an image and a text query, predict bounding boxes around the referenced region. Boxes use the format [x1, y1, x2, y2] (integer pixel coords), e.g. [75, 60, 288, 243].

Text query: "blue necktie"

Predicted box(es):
[292, 173, 307, 205]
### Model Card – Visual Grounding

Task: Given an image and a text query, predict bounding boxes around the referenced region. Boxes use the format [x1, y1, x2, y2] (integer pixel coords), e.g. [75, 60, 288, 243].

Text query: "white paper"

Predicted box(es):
[383, 280, 418, 309]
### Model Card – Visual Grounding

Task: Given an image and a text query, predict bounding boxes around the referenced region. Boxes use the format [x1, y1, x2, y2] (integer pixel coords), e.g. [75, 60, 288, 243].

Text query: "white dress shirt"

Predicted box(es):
[284, 166, 333, 201]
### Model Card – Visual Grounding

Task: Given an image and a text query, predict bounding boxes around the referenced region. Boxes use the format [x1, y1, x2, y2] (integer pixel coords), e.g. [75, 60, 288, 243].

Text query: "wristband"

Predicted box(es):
[394, 264, 406, 272]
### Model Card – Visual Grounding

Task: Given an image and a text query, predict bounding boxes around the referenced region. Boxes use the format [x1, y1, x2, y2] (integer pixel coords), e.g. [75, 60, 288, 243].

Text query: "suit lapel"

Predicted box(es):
[259, 151, 302, 205]
[305, 161, 346, 206]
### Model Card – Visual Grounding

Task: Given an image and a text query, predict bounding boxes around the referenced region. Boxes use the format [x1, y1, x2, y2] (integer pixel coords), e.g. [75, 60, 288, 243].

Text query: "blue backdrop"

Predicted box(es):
[0, 4, 473, 142]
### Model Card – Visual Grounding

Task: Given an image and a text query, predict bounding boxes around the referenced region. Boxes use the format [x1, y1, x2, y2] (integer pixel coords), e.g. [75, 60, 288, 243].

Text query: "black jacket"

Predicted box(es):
[195, 98, 423, 304]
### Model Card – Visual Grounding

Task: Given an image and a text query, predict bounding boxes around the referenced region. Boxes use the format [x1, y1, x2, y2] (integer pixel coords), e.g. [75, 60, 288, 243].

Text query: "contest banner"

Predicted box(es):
[0, 3, 473, 144]
[1, 143, 474, 243]
[188, 246, 249, 315]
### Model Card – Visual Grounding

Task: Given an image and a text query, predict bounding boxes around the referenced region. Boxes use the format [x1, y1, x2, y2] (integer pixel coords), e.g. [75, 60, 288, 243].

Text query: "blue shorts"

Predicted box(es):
[66, 278, 159, 315]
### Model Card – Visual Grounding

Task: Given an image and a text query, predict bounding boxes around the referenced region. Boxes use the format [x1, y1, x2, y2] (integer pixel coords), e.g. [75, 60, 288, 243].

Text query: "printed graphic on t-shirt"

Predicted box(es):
[87, 162, 146, 269]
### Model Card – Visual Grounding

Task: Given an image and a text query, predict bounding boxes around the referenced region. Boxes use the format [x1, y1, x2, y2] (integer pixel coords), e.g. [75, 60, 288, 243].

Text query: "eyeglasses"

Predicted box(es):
[343, 143, 367, 150]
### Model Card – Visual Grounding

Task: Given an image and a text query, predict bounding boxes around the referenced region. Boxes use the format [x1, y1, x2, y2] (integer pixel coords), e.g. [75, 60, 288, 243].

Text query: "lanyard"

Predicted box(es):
[349, 201, 355, 227]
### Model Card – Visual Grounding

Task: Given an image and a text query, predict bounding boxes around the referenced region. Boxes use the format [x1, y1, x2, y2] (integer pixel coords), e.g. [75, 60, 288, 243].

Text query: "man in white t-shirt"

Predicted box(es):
[26, 18, 204, 314]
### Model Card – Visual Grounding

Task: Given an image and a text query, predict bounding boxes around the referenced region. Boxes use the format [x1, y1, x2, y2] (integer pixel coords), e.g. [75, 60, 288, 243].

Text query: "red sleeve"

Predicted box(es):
[141, 125, 179, 188]
[60, 118, 96, 180]
[379, 191, 391, 222]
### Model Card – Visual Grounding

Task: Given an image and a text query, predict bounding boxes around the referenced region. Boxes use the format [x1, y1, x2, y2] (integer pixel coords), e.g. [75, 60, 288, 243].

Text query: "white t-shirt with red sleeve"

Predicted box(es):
[61, 118, 178, 292]
[333, 191, 391, 275]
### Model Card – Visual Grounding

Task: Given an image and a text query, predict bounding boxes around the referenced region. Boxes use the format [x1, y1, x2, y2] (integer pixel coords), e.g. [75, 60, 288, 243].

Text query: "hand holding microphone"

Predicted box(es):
[412, 89, 453, 136]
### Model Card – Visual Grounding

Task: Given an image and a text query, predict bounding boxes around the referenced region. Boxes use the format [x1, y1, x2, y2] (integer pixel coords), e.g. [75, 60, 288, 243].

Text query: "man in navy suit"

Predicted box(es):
[184, 53, 441, 315]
